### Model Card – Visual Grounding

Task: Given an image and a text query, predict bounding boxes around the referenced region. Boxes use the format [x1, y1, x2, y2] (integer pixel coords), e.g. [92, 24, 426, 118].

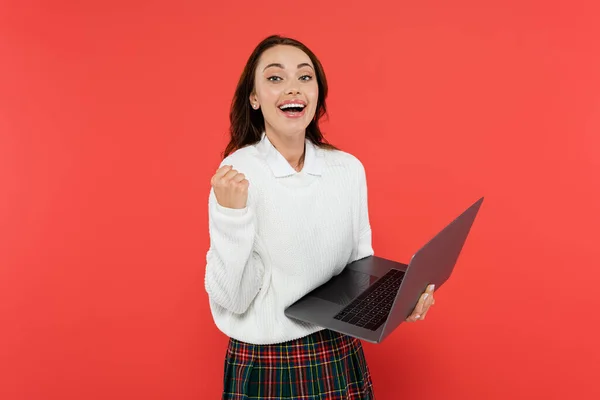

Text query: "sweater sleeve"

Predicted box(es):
[204, 186, 263, 315]
[354, 160, 375, 260]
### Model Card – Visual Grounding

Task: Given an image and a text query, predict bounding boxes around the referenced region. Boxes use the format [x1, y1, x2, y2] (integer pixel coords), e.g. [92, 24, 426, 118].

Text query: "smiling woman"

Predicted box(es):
[247, 45, 322, 172]
[204, 35, 434, 399]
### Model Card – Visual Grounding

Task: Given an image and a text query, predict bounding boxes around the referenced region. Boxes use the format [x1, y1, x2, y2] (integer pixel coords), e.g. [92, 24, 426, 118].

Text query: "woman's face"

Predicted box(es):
[250, 45, 319, 139]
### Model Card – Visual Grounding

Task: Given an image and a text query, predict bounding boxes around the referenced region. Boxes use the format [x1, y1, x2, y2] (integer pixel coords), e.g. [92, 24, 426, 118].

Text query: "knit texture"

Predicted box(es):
[205, 141, 373, 345]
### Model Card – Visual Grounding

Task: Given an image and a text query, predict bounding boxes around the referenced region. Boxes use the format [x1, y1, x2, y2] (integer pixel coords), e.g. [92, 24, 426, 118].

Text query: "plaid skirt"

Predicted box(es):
[222, 329, 375, 399]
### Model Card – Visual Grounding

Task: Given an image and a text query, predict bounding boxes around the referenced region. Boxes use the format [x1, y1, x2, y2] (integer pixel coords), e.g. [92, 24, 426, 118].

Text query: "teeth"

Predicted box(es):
[279, 103, 305, 110]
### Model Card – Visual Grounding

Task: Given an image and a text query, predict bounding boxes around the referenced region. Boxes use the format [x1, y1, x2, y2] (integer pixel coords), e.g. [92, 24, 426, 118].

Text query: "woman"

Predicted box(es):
[205, 35, 435, 399]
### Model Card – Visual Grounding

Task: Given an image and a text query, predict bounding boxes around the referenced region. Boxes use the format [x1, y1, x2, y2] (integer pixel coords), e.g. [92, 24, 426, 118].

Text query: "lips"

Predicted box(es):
[278, 101, 306, 113]
[277, 100, 307, 118]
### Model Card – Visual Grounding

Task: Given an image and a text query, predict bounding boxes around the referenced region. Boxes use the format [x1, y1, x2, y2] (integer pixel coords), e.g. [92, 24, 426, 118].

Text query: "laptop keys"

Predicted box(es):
[333, 269, 404, 331]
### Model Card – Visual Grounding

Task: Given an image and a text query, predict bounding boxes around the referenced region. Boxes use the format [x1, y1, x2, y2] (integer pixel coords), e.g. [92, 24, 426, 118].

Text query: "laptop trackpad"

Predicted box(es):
[309, 269, 376, 307]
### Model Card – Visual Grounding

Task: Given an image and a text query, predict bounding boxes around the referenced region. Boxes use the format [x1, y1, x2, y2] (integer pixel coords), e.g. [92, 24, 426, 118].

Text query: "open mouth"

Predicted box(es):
[278, 103, 306, 115]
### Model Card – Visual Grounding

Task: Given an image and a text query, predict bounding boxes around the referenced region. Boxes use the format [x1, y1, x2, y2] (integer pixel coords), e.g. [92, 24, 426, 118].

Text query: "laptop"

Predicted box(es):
[284, 197, 484, 344]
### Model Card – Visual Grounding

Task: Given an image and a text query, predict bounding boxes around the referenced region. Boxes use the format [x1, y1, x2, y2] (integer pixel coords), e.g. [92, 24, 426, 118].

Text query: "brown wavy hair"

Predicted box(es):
[223, 35, 338, 158]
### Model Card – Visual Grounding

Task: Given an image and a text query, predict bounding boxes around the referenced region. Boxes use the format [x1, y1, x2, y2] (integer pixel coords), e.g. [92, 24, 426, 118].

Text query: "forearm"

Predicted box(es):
[204, 191, 263, 314]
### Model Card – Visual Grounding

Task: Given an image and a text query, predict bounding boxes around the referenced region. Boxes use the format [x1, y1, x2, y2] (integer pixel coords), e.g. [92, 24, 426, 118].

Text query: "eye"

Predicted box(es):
[267, 76, 282, 82]
[299, 75, 313, 81]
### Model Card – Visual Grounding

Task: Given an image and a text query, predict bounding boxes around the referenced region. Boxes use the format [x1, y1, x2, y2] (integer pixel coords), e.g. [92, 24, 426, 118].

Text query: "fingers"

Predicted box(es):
[211, 165, 250, 209]
[405, 284, 436, 323]
[421, 284, 435, 319]
[213, 165, 233, 179]
[426, 284, 435, 295]
[405, 293, 427, 322]
[420, 295, 434, 320]
[211, 165, 230, 186]
[223, 168, 242, 181]
[230, 172, 247, 184]
[415, 292, 428, 316]
[212, 165, 246, 187]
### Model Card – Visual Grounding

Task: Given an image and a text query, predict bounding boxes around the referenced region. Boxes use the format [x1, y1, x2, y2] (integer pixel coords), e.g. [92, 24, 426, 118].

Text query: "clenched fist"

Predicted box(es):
[211, 165, 249, 209]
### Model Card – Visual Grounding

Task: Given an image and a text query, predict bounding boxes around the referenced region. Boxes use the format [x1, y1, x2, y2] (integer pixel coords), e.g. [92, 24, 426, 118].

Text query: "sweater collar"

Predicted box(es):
[256, 132, 323, 178]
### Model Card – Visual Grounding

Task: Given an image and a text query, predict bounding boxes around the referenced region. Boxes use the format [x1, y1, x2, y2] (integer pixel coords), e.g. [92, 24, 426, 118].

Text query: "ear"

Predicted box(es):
[249, 92, 259, 110]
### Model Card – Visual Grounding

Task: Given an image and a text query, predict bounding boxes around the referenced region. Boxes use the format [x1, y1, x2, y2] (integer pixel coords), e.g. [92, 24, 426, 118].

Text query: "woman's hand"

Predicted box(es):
[406, 284, 435, 322]
[211, 165, 249, 209]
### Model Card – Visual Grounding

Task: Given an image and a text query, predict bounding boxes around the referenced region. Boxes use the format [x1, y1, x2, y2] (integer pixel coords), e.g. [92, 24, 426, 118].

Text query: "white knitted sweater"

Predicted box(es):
[204, 134, 373, 344]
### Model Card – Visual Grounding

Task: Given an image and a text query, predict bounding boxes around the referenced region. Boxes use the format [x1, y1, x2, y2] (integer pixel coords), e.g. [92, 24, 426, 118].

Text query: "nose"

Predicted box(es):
[286, 86, 301, 95]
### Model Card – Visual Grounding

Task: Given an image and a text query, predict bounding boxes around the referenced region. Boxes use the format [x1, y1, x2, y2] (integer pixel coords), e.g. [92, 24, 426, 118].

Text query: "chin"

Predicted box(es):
[266, 110, 315, 136]
[268, 120, 309, 136]
[278, 124, 310, 137]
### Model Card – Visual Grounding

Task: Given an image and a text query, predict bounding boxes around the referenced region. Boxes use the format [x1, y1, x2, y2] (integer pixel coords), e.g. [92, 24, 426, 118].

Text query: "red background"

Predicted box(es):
[1, 1, 599, 399]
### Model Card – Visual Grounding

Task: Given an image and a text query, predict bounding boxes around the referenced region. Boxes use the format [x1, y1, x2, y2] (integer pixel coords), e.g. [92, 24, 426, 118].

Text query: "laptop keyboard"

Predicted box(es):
[333, 269, 405, 331]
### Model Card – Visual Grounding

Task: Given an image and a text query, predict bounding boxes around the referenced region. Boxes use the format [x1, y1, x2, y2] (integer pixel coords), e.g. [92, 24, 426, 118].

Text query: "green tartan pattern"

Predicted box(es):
[222, 329, 375, 399]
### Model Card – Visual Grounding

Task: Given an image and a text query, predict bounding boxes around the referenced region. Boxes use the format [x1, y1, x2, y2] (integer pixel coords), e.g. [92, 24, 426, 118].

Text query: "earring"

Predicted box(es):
[252, 103, 259, 109]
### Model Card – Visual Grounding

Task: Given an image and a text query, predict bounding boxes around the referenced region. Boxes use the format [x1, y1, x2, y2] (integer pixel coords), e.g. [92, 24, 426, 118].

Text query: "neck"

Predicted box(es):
[265, 129, 306, 170]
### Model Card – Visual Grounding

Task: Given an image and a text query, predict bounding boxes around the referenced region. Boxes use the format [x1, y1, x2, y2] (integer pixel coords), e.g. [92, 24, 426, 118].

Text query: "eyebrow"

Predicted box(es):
[263, 62, 314, 72]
